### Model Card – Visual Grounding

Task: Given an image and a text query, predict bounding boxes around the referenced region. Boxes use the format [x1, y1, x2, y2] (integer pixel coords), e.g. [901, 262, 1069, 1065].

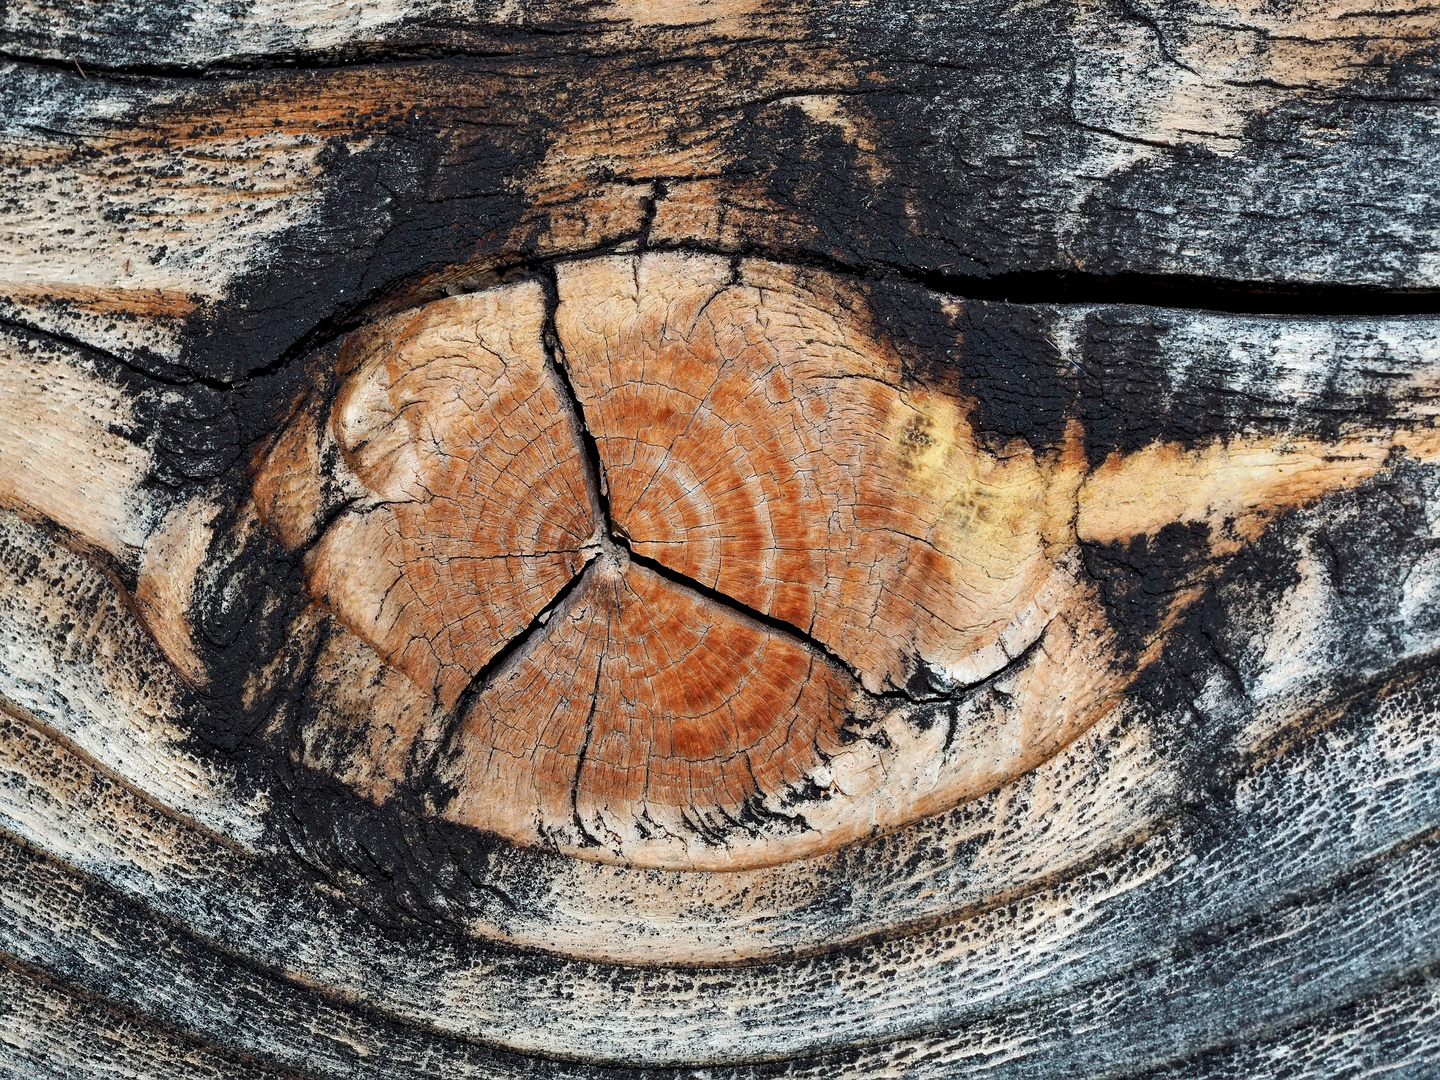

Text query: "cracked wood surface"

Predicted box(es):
[2, 0, 1440, 1076]
[281, 281, 597, 711]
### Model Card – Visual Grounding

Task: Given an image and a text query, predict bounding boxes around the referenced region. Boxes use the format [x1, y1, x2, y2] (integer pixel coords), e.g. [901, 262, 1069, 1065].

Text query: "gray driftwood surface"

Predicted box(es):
[3, 1, 1440, 1076]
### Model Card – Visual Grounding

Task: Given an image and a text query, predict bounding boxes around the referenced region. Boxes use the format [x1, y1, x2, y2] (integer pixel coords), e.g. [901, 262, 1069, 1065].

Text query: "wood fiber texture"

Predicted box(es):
[2, 0, 1440, 1077]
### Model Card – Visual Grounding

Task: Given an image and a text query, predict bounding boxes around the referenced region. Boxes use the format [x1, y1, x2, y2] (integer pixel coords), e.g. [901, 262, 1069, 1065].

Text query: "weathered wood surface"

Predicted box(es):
[3, 1, 1440, 1077]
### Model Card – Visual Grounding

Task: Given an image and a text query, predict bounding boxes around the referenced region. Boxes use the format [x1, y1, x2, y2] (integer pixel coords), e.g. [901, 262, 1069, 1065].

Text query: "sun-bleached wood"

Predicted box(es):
[0, 329, 156, 562]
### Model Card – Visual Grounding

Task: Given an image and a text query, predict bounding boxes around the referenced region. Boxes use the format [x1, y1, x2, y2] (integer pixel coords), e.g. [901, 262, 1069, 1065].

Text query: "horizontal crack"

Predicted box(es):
[641, 240, 1440, 318]
[25, 248, 1436, 400]
[915, 268, 1440, 317]
[0, 37, 611, 81]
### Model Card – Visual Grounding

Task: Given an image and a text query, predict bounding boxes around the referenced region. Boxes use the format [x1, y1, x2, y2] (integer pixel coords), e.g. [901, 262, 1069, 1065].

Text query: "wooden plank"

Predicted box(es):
[0, 296, 1434, 1077]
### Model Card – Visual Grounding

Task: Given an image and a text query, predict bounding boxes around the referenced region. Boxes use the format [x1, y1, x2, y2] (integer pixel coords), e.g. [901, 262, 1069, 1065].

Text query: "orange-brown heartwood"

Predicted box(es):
[251, 252, 1440, 870]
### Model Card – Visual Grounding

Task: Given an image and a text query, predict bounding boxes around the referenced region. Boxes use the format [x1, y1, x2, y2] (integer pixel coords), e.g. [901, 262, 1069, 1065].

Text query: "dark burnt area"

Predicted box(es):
[1074, 467, 1440, 935]
[1080, 523, 1214, 661]
[184, 497, 310, 753]
[174, 551, 556, 942]
[267, 754, 527, 936]
[1200, 459, 1440, 693]
[179, 122, 547, 387]
[1128, 462, 1440, 741]
[0, 319, 224, 486]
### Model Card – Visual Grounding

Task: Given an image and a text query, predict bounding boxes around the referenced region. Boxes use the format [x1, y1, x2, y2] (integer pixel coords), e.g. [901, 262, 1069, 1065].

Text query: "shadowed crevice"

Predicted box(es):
[917, 269, 1440, 317]
[538, 269, 617, 543]
[637, 242, 1440, 317]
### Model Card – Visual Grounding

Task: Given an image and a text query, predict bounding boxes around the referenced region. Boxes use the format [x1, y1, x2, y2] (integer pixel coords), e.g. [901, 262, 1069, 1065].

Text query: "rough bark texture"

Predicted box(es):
[3, 1, 1440, 1076]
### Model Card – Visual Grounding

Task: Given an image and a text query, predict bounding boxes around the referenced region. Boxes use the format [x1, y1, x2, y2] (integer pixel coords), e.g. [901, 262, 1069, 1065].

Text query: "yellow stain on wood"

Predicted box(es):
[1079, 429, 1440, 551]
[555, 253, 1082, 696]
